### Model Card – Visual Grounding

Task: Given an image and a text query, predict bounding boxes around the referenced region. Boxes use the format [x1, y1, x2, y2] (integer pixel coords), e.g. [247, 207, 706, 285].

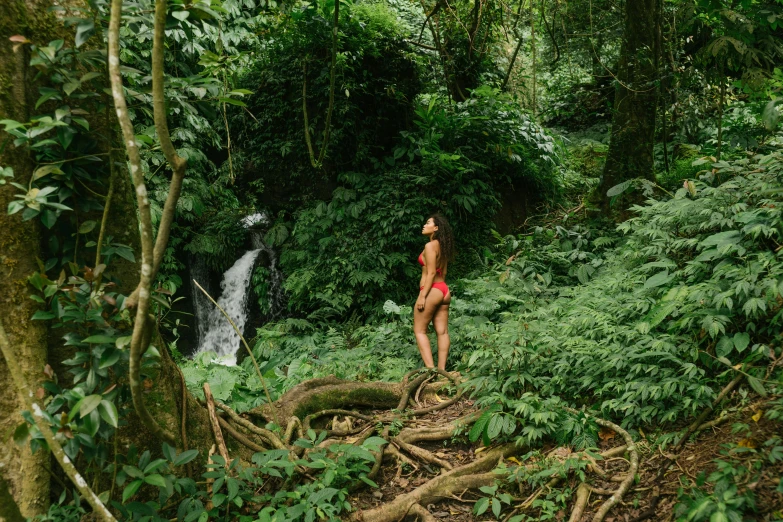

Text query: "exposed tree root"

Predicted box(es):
[352, 444, 519, 522]
[630, 374, 744, 522]
[567, 483, 590, 522]
[204, 383, 230, 465]
[391, 437, 453, 471]
[564, 408, 639, 522]
[214, 400, 287, 449]
[408, 503, 438, 522]
[217, 416, 265, 453]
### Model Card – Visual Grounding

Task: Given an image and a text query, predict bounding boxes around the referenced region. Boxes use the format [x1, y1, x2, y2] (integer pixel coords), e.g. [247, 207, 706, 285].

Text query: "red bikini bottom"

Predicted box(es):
[421, 282, 449, 297]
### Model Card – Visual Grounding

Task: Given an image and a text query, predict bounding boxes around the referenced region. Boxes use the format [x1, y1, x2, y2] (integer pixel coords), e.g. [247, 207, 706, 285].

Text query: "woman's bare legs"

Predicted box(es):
[413, 289, 449, 369]
[432, 294, 451, 370]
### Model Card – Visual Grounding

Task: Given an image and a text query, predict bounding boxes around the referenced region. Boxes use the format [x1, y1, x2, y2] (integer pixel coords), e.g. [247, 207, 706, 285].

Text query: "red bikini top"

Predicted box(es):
[418, 253, 443, 276]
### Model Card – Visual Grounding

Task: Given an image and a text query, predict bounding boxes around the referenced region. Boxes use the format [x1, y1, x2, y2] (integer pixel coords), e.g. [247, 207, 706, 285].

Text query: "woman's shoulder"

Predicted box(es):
[425, 240, 440, 251]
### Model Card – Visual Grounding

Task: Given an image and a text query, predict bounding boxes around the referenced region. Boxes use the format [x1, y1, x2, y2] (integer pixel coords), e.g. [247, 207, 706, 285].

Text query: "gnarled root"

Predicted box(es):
[352, 444, 520, 522]
[408, 503, 437, 522]
[568, 483, 591, 522]
[392, 437, 453, 471]
[564, 409, 639, 522]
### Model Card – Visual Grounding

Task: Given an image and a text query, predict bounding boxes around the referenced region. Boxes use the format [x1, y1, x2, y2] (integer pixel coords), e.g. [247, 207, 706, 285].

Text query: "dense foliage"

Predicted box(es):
[3, 0, 783, 520]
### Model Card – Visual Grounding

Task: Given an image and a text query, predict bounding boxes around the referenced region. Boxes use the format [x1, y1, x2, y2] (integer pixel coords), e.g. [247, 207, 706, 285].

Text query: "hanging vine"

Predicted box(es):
[303, 0, 340, 169]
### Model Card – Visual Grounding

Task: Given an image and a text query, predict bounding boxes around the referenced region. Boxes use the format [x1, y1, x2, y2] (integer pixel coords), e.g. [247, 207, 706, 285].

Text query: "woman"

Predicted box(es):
[414, 214, 454, 370]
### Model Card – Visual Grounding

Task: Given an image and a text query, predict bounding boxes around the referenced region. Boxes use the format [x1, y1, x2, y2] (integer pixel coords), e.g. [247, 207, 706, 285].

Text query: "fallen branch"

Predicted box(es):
[204, 383, 230, 465]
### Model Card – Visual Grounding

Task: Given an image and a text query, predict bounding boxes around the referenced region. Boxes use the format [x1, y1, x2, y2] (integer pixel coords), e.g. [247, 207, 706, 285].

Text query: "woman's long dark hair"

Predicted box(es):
[430, 213, 455, 269]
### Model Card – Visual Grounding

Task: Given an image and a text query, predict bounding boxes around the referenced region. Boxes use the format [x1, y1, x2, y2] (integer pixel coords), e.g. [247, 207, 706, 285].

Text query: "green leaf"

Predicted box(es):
[644, 270, 673, 289]
[172, 10, 190, 21]
[31, 310, 56, 320]
[32, 165, 63, 180]
[227, 477, 239, 499]
[35, 89, 60, 109]
[0, 119, 25, 131]
[74, 20, 95, 48]
[98, 400, 119, 428]
[469, 410, 491, 443]
[492, 497, 501, 518]
[733, 332, 750, 352]
[716, 336, 734, 358]
[40, 209, 57, 229]
[474, 497, 490, 516]
[606, 180, 633, 197]
[79, 394, 102, 418]
[82, 408, 100, 436]
[144, 474, 167, 488]
[72, 117, 89, 130]
[13, 423, 29, 445]
[82, 335, 116, 344]
[63, 81, 81, 97]
[80, 72, 101, 83]
[700, 231, 741, 248]
[747, 376, 767, 397]
[123, 465, 144, 479]
[122, 479, 143, 502]
[486, 414, 504, 440]
[98, 348, 120, 369]
[218, 97, 247, 107]
[173, 449, 199, 466]
[79, 220, 97, 234]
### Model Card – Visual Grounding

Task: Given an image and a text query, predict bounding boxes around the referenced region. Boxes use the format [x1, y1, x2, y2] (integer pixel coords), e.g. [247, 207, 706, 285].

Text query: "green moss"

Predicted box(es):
[292, 386, 400, 418]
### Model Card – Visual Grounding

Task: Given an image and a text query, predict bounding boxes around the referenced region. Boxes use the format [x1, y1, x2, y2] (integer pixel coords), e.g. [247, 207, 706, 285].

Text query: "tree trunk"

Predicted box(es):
[596, 0, 660, 211]
[0, 0, 59, 515]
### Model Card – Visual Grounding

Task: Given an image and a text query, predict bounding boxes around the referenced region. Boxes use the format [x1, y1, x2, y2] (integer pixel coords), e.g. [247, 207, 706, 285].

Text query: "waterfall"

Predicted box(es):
[191, 211, 286, 364]
[194, 248, 262, 365]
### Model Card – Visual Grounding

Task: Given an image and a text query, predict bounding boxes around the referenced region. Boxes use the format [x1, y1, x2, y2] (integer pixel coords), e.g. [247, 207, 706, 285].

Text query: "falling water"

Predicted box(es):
[192, 212, 286, 364]
[194, 248, 262, 364]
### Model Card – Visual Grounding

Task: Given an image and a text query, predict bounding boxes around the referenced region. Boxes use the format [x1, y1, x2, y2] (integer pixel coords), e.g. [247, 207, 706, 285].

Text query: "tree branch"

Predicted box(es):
[108, 0, 176, 445]
[150, 0, 187, 278]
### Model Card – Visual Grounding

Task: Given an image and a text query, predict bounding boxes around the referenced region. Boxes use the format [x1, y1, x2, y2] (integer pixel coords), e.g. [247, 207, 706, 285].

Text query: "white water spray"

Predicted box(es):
[194, 248, 262, 365]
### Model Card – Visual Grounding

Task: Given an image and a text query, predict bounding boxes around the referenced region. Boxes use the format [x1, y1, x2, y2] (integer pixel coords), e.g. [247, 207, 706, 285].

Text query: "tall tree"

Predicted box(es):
[0, 0, 59, 515]
[596, 0, 661, 209]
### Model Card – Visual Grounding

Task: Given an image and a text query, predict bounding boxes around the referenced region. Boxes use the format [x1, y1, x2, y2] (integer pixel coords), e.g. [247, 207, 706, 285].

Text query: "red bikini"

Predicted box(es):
[418, 254, 449, 296]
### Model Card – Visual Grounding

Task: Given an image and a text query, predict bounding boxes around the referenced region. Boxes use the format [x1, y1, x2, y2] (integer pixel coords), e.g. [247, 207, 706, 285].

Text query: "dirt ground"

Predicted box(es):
[348, 395, 783, 522]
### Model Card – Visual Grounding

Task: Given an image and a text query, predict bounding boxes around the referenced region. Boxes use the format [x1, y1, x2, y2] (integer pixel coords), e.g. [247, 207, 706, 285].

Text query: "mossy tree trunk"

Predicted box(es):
[596, 0, 660, 211]
[0, 0, 61, 516]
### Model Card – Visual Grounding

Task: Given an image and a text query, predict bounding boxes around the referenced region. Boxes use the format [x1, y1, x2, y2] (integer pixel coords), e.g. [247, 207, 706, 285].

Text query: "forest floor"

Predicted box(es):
[348, 393, 783, 522]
